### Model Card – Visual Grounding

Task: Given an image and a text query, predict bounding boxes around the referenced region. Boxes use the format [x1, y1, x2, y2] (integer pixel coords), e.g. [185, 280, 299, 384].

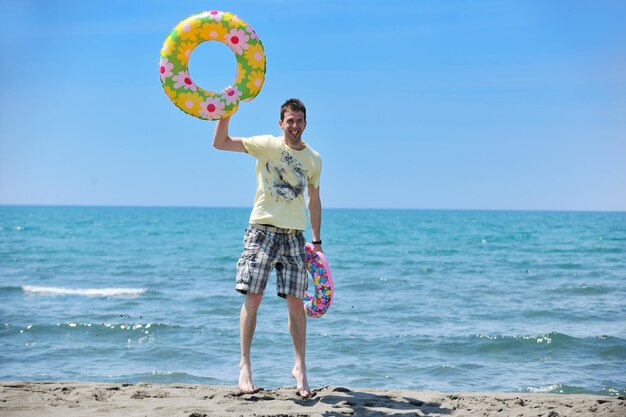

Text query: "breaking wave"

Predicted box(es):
[21, 285, 147, 297]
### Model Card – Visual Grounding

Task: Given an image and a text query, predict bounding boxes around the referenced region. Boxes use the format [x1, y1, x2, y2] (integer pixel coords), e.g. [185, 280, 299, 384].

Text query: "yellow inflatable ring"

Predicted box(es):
[159, 11, 266, 120]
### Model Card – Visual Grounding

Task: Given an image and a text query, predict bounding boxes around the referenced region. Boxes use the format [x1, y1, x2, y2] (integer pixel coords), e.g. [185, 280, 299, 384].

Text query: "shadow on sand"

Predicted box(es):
[303, 386, 452, 417]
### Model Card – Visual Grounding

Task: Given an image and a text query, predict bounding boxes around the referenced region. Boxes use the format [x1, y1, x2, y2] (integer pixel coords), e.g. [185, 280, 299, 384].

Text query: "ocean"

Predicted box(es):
[1, 206, 625, 396]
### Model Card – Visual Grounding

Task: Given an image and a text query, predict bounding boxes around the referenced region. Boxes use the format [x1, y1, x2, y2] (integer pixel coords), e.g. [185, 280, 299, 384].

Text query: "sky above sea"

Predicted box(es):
[0, 0, 625, 211]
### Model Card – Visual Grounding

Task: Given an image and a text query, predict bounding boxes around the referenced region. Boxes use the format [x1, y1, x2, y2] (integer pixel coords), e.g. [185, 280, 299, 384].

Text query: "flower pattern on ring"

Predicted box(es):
[222, 85, 243, 105]
[246, 71, 264, 96]
[159, 58, 174, 81]
[206, 10, 223, 22]
[226, 15, 245, 28]
[172, 71, 197, 91]
[178, 18, 201, 41]
[176, 41, 195, 66]
[225, 28, 250, 55]
[200, 97, 226, 119]
[235, 62, 247, 85]
[244, 43, 265, 70]
[199, 22, 227, 41]
[246, 25, 259, 40]
[176, 92, 203, 115]
[164, 85, 177, 100]
[161, 36, 174, 57]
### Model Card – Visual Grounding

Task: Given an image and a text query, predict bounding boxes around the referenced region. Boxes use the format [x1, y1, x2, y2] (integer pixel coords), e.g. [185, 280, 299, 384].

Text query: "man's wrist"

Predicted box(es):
[312, 240, 322, 245]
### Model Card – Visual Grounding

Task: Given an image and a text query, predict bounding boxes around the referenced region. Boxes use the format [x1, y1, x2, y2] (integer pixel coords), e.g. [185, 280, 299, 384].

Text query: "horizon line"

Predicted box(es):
[1, 203, 624, 214]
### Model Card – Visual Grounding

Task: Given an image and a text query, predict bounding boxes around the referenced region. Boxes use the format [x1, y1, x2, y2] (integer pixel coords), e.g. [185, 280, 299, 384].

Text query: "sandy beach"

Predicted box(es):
[1, 381, 624, 417]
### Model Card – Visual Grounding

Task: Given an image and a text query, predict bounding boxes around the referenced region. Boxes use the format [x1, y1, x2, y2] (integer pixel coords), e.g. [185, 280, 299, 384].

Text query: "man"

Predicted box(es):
[212, 98, 322, 398]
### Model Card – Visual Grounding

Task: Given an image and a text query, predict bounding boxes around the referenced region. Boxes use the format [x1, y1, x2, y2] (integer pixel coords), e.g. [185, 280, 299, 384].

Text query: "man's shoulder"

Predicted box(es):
[242, 135, 281, 155]
[245, 134, 281, 148]
[244, 134, 276, 143]
[304, 143, 322, 160]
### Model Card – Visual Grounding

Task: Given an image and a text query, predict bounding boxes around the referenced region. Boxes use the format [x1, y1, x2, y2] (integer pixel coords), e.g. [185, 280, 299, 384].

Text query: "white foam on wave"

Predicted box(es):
[22, 285, 147, 297]
[526, 384, 564, 393]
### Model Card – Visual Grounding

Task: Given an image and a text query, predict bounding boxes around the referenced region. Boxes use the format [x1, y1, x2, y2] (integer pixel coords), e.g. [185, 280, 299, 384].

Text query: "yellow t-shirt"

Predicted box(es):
[242, 135, 322, 230]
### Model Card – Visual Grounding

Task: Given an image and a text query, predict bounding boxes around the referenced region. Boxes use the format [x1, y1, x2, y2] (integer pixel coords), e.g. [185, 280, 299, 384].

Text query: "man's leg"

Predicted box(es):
[240, 293, 262, 393]
[286, 295, 311, 398]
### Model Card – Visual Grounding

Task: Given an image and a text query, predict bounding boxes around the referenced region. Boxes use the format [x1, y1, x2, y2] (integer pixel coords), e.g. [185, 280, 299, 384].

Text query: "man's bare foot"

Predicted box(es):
[291, 366, 312, 398]
[239, 362, 255, 394]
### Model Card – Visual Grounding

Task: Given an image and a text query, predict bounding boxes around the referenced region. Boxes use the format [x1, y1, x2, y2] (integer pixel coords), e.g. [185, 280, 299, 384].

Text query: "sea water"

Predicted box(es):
[1, 206, 625, 396]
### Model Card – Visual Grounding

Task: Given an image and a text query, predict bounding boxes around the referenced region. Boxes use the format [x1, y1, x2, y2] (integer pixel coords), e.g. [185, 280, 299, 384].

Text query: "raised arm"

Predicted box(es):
[213, 116, 247, 152]
[307, 184, 323, 253]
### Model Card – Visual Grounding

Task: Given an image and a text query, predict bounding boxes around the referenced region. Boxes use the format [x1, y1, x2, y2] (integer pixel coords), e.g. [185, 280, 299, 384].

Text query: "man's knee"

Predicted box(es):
[244, 293, 263, 311]
[286, 295, 304, 312]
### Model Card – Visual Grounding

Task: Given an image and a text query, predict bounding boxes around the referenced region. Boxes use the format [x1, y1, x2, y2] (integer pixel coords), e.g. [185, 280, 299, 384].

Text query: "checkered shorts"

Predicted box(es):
[236, 224, 308, 299]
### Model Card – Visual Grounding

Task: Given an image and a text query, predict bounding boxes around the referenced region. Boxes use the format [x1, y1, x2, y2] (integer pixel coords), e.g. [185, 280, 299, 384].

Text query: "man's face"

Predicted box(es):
[279, 109, 306, 142]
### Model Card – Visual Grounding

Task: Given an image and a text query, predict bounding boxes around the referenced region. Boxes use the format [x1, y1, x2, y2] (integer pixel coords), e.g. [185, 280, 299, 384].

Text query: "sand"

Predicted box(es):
[1, 381, 624, 416]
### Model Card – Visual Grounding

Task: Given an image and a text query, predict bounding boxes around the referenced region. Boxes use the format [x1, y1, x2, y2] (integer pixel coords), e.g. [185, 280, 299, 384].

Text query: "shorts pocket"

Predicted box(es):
[243, 227, 264, 255]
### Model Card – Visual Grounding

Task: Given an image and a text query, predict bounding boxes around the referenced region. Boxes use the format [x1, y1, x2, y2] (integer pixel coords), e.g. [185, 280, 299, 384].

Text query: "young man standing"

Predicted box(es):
[212, 98, 322, 398]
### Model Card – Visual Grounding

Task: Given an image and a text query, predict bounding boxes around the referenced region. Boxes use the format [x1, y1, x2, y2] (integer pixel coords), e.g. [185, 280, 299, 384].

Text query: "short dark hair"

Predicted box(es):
[280, 98, 306, 121]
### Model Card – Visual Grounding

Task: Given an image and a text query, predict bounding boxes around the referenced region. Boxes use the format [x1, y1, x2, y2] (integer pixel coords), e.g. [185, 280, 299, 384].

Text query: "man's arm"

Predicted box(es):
[307, 184, 323, 253]
[213, 116, 247, 152]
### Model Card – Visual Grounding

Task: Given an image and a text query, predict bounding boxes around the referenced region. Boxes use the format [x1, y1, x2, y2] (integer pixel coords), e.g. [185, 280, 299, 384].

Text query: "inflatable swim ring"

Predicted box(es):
[159, 11, 266, 120]
[304, 243, 334, 318]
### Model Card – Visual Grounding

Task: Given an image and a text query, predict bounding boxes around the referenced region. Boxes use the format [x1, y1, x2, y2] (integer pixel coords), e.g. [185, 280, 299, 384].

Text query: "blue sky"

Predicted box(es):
[1, 0, 625, 210]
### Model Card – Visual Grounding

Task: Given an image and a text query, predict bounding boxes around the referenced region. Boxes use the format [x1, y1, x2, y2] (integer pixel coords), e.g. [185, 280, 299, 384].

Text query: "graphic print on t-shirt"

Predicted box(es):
[264, 151, 307, 202]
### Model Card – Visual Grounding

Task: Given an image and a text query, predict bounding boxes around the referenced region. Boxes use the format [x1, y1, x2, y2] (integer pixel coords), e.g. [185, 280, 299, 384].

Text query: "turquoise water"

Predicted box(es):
[1, 206, 625, 396]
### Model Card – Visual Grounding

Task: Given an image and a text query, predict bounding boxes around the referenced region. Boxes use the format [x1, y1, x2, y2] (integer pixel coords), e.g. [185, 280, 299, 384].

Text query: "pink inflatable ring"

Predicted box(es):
[304, 243, 334, 318]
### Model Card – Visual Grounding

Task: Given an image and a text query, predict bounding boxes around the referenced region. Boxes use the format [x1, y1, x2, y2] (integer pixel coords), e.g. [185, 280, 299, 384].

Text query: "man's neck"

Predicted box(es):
[283, 137, 306, 151]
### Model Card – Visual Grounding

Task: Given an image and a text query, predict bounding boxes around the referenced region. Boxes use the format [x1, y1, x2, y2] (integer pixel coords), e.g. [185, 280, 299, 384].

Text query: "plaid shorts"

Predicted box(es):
[236, 224, 308, 299]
